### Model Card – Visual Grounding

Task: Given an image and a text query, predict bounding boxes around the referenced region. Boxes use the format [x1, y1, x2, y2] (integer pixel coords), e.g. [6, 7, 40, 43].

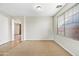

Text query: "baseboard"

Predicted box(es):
[23, 39, 54, 40]
[54, 40, 75, 56]
[0, 41, 11, 46]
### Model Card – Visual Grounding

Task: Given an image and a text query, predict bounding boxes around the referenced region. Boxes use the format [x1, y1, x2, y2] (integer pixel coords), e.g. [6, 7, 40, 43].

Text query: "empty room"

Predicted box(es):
[0, 3, 79, 56]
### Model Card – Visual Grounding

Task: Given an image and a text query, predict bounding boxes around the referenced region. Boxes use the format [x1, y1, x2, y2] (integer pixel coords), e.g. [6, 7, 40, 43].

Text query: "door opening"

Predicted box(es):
[14, 23, 21, 43]
[12, 23, 22, 47]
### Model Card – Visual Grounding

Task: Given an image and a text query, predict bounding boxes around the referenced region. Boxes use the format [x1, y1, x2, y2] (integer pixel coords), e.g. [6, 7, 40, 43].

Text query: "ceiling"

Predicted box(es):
[0, 3, 65, 16]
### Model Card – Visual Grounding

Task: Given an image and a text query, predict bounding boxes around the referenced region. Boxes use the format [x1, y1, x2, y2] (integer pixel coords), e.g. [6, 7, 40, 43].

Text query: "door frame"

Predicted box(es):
[11, 19, 24, 41]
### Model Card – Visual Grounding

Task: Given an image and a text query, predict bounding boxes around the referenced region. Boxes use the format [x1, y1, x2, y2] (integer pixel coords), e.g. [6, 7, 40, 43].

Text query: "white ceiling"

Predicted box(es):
[0, 3, 65, 16]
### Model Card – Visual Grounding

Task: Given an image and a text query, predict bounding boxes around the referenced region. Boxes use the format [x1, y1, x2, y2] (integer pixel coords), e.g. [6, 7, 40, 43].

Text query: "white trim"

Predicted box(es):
[24, 39, 54, 40]
[54, 39, 75, 56]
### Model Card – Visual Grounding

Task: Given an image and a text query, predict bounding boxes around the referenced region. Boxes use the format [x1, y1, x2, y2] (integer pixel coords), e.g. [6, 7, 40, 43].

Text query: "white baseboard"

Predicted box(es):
[23, 39, 54, 40]
[54, 40, 75, 56]
[0, 41, 11, 46]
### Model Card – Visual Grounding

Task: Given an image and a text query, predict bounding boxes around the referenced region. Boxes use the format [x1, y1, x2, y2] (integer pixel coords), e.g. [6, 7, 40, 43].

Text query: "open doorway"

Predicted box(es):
[11, 19, 22, 47]
[14, 23, 21, 43]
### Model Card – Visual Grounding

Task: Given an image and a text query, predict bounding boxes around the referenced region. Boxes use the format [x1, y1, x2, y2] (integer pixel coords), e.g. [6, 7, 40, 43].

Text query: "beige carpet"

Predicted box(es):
[1, 40, 72, 56]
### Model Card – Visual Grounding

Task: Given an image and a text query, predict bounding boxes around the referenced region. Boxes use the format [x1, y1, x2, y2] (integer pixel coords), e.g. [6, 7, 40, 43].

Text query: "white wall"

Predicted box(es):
[53, 3, 79, 56]
[24, 16, 53, 40]
[0, 14, 11, 45]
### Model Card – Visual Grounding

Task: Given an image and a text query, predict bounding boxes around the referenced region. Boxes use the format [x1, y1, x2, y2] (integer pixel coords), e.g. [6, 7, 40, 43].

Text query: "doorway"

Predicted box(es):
[12, 23, 22, 47]
[14, 23, 21, 42]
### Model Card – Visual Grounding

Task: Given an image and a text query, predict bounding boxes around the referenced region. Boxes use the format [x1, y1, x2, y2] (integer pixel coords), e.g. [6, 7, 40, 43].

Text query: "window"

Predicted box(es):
[57, 4, 79, 40]
[57, 14, 65, 36]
